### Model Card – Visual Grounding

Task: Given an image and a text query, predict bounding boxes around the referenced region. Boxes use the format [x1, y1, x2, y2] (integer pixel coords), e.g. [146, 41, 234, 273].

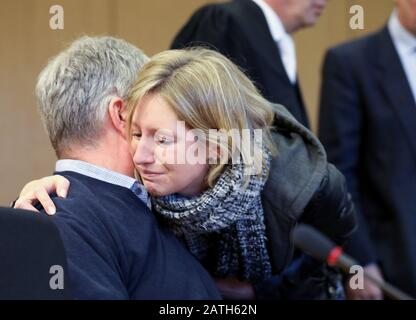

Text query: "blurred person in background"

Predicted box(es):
[319, 0, 416, 299]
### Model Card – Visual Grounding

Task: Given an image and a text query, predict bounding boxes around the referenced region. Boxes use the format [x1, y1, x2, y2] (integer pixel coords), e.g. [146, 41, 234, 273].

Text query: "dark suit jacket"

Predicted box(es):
[171, 0, 309, 128]
[319, 27, 416, 296]
[0, 207, 71, 299]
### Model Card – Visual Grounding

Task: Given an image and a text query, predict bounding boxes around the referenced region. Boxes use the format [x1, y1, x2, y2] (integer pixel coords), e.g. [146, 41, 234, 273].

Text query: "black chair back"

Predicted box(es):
[0, 207, 71, 299]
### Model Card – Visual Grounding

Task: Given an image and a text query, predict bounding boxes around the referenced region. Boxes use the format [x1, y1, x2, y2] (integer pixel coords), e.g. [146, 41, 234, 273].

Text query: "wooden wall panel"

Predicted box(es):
[114, 0, 222, 55]
[0, 0, 113, 205]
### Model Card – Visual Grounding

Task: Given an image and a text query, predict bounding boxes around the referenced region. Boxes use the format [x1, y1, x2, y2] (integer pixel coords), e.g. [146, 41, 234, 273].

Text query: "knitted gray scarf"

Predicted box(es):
[152, 151, 273, 283]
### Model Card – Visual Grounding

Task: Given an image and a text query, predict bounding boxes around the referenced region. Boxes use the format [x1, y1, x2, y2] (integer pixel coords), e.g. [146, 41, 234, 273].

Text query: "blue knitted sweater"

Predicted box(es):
[44, 171, 220, 300]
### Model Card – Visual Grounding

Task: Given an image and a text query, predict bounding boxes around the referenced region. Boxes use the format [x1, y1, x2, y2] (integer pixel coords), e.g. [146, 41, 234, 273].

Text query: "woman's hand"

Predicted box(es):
[14, 175, 70, 215]
[213, 277, 255, 300]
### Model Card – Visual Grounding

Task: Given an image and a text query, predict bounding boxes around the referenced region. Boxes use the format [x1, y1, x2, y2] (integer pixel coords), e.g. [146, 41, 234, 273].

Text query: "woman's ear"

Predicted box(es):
[207, 144, 221, 165]
[108, 97, 128, 139]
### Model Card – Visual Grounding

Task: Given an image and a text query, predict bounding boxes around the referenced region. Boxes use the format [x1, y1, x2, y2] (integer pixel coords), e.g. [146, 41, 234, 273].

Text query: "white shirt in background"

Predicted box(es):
[252, 0, 297, 84]
[388, 10, 416, 105]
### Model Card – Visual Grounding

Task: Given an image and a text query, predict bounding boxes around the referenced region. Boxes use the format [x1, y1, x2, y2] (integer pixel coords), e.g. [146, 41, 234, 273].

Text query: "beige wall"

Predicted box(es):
[0, 0, 394, 205]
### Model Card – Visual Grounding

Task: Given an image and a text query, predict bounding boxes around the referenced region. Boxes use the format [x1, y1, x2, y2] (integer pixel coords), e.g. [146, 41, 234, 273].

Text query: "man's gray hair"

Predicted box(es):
[35, 36, 149, 156]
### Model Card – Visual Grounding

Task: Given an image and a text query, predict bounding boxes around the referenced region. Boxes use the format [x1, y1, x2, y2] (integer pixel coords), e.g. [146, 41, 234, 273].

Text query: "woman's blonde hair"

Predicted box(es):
[127, 48, 276, 187]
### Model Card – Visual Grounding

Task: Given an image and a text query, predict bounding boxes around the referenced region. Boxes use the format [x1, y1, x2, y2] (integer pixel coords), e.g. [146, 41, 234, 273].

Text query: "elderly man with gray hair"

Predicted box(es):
[22, 36, 220, 299]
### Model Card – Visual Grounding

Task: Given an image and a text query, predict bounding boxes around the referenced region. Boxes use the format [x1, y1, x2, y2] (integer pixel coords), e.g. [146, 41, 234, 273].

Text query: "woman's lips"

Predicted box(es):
[140, 170, 164, 179]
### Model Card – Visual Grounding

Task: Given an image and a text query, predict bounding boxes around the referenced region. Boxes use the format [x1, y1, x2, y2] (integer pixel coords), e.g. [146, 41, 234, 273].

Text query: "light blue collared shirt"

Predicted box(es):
[55, 159, 150, 208]
[388, 11, 416, 105]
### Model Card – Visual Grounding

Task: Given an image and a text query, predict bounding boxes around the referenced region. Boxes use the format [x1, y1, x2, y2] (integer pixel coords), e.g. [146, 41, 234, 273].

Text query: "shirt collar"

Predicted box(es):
[388, 10, 416, 55]
[252, 0, 289, 42]
[55, 159, 137, 190]
[55, 159, 151, 208]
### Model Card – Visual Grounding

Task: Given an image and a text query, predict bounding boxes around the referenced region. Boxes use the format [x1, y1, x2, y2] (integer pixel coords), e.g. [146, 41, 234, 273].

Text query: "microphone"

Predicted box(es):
[293, 224, 414, 300]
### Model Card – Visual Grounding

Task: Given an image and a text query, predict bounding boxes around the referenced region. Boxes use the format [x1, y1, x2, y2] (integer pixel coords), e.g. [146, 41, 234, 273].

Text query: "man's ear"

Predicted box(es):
[108, 97, 128, 138]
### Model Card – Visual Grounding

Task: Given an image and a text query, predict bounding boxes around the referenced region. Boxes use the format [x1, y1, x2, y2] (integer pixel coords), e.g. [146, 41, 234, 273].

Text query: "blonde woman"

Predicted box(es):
[16, 48, 355, 299]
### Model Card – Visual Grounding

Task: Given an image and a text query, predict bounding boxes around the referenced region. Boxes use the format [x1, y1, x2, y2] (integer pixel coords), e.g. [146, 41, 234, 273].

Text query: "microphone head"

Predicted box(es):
[292, 224, 336, 262]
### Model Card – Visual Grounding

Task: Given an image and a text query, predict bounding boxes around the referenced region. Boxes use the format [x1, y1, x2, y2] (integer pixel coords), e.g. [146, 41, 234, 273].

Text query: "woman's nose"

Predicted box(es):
[132, 139, 155, 165]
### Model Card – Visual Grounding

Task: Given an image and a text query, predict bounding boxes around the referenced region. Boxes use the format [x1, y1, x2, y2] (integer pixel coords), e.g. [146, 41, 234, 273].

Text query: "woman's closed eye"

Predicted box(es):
[155, 135, 175, 145]
[132, 132, 142, 139]
[156, 135, 174, 145]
